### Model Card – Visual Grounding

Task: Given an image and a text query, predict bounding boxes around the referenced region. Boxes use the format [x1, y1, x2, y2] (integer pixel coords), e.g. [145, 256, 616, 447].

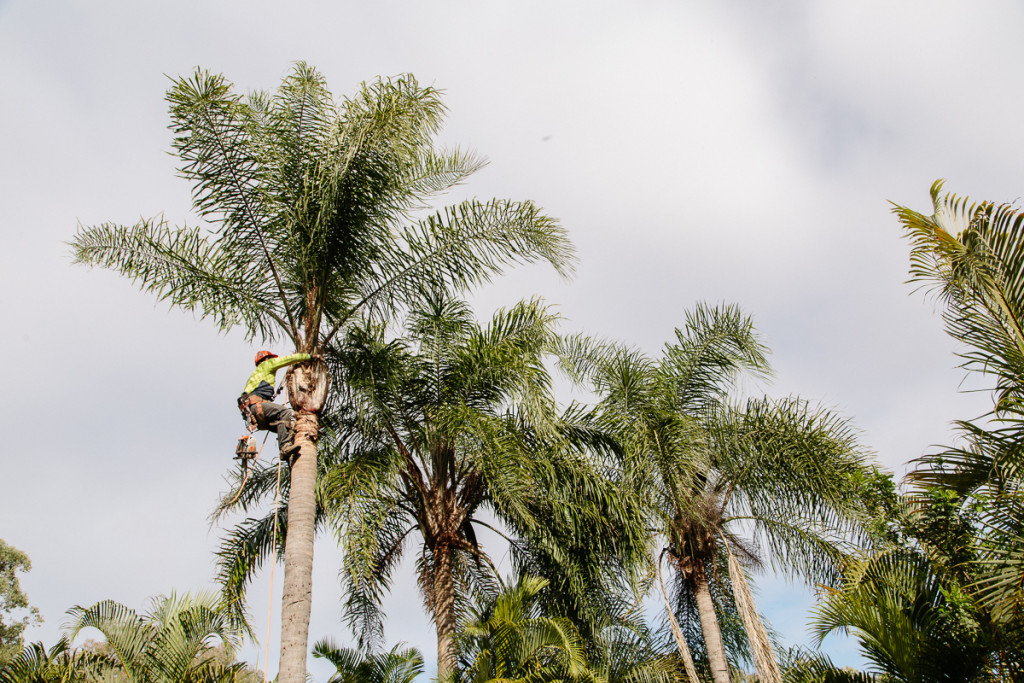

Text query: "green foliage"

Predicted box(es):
[0, 540, 41, 667]
[456, 576, 589, 683]
[797, 181, 1024, 682]
[315, 294, 644, 647]
[0, 595, 251, 683]
[0, 637, 108, 683]
[896, 181, 1024, 624]
[312, 640, 423, 683]
[70, 64, 574, 351]
[63, 593, 246, 683]
[569, 303, 877, 679]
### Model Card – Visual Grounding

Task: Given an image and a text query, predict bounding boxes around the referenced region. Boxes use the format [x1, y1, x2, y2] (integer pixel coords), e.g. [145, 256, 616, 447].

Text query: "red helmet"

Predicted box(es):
[255, 350, 278, 366]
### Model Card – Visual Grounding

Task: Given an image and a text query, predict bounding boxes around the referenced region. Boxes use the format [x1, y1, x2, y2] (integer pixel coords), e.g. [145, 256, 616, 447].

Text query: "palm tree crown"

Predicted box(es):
[566, 303, 875, 683]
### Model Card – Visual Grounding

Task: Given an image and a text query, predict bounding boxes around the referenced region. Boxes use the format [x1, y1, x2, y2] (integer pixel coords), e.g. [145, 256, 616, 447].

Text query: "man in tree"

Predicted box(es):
[239, 351, 310, 460]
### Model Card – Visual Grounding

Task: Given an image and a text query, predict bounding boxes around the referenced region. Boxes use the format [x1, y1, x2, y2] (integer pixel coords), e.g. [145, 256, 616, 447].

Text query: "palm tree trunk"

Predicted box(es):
[657, 557, 700, 683]
[278, 411, 318, 683]
[434, 541, 457, 681]
[692, 565, 730, 683]
[278, 360, 329, 683]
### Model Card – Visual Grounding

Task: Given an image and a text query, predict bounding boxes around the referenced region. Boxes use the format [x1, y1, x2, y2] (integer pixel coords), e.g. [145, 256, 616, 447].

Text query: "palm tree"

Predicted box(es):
[311, 294, 641, 678]
[808, 549, 992, 682]
[582, 621, 680, 683]
[69, 64, 574, 683]
[895, 180, 1024, 626]
[0, 638, 104, 683]
[312, 640, 423, 683]
[457, 575, 678, 683]
[565, 303, 874, 683]
[456, 575, 588, 683]
[63, 593, 246, 683]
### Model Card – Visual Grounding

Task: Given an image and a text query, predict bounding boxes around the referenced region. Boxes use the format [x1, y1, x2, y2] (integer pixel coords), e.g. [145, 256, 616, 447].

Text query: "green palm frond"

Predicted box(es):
[457, 576, 588, 683]
[214, 497, 325, 638]
[780, 649, 878, 683]
[69, 218, 282, 339]
[896, 182, 1024, 643]
[662, 303, 771, 415]
[312, 639, 424, 683]
[336, 199, 574, 331]
[898, 180, 1024, 396]
[62, 594, 244, 683]
[0, 637, 112, 683]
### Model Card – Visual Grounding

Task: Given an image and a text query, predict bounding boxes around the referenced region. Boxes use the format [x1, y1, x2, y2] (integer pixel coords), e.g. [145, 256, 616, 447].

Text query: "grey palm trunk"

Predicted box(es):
[277, 361, 329, 683]
[433, 541, 458, 680]
[691, 566, 730, 683]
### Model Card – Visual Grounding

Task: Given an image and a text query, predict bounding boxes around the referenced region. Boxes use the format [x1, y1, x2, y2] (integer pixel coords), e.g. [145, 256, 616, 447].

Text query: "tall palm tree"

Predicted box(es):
[895, 181, 1024, 626]
[565, 304, 874, 683]
[70, 65, 573, 683]
[312, 294, 640, 678]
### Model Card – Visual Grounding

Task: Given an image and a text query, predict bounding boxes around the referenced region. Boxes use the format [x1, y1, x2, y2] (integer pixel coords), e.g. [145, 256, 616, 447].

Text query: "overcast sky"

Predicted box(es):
[3, 0, 1023, 676]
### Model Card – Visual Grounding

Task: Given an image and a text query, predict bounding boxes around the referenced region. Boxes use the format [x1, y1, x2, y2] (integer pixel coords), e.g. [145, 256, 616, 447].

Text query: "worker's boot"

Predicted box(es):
[281, 441, 300, 463]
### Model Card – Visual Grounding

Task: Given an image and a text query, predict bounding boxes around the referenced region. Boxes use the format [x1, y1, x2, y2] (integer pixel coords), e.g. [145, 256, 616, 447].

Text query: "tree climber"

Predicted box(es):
[238, 350, 310, 460]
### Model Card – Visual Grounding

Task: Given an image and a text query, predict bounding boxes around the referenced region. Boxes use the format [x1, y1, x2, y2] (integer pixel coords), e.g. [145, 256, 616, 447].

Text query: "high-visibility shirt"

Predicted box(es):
[242, 353, 311, 400]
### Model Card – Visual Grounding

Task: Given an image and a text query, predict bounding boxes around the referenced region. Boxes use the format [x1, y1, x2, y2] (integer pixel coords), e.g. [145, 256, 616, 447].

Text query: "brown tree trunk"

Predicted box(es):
[692, 565, 730, 683]
[434, 541, 457, 682]
[278, 360, 328, 683]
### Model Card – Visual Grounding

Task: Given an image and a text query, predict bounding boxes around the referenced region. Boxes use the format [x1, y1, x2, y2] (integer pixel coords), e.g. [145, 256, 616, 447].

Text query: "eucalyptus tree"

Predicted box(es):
[69, 64, 573, 683]
[895, 181, 1024, 627]
[313, 294, 642, 678]
[564, 303, 874, 683]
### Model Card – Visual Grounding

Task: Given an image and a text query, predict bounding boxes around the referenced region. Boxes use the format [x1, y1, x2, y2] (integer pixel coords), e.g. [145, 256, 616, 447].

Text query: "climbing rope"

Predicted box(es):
[264, 452, 285, 683]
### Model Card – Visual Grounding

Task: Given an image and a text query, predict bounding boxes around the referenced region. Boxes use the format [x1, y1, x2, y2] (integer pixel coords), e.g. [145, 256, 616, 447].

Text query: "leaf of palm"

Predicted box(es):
[64, 600, 153, 683]
[662, 303, 771, 415]
[214, 508, 288, 635]
[810, 549, 989, 682]
[337, 199, 574, 330]
[142, 595, 239, 683]
[896, 180, 1024, 405]
[69, 218, 282, 339]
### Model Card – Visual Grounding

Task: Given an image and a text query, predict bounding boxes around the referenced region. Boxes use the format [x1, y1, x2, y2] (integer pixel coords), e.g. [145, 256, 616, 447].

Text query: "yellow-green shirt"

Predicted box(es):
[242, 353, 311, 399]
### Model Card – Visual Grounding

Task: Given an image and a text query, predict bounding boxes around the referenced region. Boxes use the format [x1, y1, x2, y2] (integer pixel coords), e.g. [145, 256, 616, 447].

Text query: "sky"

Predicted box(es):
[2, 0, 1023, 676]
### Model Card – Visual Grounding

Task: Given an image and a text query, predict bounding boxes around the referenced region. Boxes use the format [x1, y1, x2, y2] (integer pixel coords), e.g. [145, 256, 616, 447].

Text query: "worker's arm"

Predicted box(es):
[263, 352, 311, 373]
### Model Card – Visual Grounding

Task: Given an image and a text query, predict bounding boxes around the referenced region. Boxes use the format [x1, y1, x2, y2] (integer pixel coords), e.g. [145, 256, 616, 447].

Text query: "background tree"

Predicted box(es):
[0, 638, 106, 683]
[0, 540, 41, 667]
[64, 593, 245, 683]
[564, 304, 875, 683]
[70, 64, 573, 683]
[895, 180, 1024, 627]
[313, 294, 641, 678]
[312, 640, 423, 683]
[455, 575, 588, 683]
